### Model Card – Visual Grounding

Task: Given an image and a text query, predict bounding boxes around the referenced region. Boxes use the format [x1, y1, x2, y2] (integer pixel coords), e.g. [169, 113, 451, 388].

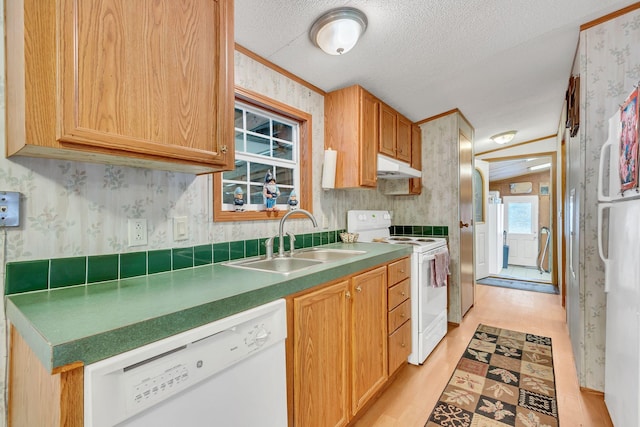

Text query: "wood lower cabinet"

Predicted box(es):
[289, 265, 389, 427]
[6, 0, 234, 174]
[9, 326, 84, 427]
[387, 257, 412, 374]
[291, 281, 350, 427]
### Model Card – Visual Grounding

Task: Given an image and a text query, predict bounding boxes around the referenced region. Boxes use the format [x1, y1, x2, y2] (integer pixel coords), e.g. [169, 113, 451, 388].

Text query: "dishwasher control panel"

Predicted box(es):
[84, 299, 287, 427]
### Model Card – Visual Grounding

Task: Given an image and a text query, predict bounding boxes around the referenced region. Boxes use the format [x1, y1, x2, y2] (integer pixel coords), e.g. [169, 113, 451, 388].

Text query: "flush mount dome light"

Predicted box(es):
[309, 7, 368, 55]
[490, 130, 517, 145]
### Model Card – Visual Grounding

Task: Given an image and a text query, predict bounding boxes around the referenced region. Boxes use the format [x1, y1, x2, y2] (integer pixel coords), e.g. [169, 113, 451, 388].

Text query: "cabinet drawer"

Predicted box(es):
[388, 257, 410, 286]
[388, 320, 411, 374]
[387, 279, 410, 310]
[388, 298, 411, 333]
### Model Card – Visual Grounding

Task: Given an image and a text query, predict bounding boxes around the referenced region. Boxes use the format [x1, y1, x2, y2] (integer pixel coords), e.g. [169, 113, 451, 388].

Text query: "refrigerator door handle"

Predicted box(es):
[598, 139, 613, 202]
[597, 202, 612, 292]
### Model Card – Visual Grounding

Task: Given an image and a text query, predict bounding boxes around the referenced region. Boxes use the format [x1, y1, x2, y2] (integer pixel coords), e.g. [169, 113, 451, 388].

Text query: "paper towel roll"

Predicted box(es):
[322, 149, 337, 189]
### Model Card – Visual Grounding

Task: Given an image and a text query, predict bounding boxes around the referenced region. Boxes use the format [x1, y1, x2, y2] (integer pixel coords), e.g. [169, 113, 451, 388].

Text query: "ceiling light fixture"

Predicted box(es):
[529, 163, 551, 171]
[309, 7, 368, 55]
[490, 130, 517, 145]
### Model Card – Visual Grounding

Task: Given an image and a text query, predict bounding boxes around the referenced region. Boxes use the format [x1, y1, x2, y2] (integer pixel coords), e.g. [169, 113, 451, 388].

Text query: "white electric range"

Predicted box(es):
[347, 210, 449, 365]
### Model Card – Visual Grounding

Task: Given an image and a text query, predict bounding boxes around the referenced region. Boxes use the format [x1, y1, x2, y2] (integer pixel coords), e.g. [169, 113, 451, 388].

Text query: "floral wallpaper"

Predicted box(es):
[572, 8, 640, 391]
[393, 114, 463, 323]
[0, 6, 391, 423]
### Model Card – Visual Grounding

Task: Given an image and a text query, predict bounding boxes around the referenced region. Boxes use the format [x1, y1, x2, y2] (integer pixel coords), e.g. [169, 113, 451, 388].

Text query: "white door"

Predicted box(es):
[503, 195, 538, 267]
[474, 160, 490, 280]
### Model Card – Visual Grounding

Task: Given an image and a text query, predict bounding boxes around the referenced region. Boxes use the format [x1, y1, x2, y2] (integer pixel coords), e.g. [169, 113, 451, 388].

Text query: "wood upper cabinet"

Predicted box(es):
[6, 0, 235, 174]
[379, 103, 397, 158]
[325, 85, 379, 188]
[379, 103, 412, 163]
[409, 124, 423, 195]
[289, 264, 389, 426]
[396, 114, 412, 163]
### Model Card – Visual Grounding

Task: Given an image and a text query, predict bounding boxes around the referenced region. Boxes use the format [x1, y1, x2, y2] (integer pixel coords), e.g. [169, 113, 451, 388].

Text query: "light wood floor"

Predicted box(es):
[353, 284, 613, 427]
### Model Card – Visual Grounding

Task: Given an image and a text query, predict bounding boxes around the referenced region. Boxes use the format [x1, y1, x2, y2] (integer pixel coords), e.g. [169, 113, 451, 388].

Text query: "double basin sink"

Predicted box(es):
[224, 247, 366, 275]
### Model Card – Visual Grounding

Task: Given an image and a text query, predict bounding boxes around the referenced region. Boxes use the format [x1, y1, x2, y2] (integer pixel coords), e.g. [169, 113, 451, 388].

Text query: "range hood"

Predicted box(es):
[376, 154, 422, 179]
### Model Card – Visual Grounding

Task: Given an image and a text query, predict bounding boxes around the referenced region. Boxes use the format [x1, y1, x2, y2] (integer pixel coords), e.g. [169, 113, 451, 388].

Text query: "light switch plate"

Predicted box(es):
[0, 191, 20, 227]
[173, 217, 188, 241]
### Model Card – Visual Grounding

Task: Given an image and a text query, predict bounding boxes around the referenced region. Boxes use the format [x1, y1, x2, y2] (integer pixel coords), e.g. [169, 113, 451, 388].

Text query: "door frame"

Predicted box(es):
[478, 151, 559, 286]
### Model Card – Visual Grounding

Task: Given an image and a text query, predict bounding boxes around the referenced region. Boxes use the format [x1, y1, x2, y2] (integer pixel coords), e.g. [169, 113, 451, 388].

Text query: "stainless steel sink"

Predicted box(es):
[223, 248, 367, 274]
[224, 256, 324, 274]
[291, 248, 366, 262]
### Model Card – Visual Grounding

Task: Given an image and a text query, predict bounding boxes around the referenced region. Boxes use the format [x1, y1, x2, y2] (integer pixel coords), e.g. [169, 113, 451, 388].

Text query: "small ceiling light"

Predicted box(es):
[529, 163, 551, 171]
[310, 7, 368, 55]
[490, 130, 517, 145]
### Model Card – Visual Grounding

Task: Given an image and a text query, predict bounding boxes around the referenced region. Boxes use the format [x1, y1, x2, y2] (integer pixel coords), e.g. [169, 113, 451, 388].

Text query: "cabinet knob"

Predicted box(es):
[401, 291, 406, 296]
[401, 343, 406, 348]
[356, 285, 362, 292]
[346, 291, 351, 299]
[400, 313, 405, 318]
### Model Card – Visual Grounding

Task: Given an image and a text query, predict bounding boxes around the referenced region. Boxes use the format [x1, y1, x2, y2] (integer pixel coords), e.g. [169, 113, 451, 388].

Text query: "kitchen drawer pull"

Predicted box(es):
[401, 291, 406, 296]
[400, 313, 405, 318]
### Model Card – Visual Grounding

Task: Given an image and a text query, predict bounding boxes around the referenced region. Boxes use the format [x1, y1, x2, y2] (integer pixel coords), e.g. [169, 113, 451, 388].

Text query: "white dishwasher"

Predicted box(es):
[84, 299, 288, 427]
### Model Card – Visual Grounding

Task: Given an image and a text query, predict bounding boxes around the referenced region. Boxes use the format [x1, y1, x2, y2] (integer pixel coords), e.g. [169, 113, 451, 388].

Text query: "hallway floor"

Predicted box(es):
[353, 284, 612, 427]
[496, 264, 552, 283]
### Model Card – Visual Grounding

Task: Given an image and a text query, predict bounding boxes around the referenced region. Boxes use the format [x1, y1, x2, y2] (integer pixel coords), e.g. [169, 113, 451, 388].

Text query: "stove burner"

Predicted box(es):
[388, 237, 413, 241]
[416, 238, 436, 242]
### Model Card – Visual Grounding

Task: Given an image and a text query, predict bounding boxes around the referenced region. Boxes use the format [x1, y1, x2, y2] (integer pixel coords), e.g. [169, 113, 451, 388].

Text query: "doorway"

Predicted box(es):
[474, 154, 557, 288]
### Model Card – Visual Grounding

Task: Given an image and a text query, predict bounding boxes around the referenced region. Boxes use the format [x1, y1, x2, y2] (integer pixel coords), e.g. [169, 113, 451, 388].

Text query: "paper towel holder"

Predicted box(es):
[322, 148, 337, 189]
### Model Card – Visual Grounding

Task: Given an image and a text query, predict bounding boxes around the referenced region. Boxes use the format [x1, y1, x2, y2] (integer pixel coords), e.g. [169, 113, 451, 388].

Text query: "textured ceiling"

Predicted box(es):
[235, 0, 636, 156]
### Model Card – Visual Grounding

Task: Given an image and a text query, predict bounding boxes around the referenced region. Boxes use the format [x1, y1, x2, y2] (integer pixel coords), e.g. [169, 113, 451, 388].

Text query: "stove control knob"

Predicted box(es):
[383, 213, 391, 220]
[358, 214, 366, 221]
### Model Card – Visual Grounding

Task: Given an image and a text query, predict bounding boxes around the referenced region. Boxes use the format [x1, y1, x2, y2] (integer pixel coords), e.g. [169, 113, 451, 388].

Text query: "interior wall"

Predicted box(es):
[571, 7, 640, 391]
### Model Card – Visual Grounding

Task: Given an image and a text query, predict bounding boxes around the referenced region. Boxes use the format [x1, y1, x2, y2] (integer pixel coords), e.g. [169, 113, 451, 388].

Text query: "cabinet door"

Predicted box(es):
[351, 266, 388, 415]
[293, 281, 350, 427]
[410, 124, 423, 194]
[379, 103, 397, 158]
[360, 90, 379, 187]
[58, 0, 234, 170]
[396, 115, 412, 163]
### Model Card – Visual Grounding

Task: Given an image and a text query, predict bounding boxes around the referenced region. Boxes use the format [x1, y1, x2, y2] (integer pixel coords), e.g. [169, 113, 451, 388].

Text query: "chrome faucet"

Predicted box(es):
[278, 209, 318, 257]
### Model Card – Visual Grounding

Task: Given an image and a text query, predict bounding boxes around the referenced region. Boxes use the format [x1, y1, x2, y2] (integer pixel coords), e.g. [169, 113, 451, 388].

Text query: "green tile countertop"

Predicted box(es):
[6, 242, 411, 373]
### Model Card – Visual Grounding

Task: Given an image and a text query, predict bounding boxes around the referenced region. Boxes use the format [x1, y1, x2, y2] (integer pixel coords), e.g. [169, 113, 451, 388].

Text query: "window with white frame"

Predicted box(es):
[220, 101, 300, 211]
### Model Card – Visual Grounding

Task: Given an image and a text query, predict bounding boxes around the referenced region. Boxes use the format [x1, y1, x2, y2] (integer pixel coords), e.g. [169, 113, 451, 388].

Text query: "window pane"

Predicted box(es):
[273, 141, 293, 161]
[279, 187, 293, 204]
[222, 183, 246, 205]
[508, 202, 532, 234]
[223, 160, 247, 181]
[247, 134, 271, 156]
[276, 167, 294, 186]
[250, 184, 265, 205]
[246, 111, 270, 135]
[234, 108, 243, 129]
[250, 163, 272, 184]
[234, 131, 245, 153]
[273, 121, 293, 142]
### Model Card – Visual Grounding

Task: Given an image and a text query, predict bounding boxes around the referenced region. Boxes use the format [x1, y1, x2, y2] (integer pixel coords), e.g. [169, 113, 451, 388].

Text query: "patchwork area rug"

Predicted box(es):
[425, 324, 558, 427]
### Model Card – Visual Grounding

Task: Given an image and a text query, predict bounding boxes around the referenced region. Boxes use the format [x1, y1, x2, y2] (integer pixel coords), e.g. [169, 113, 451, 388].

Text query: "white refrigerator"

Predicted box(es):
[597, 107, 640, 427]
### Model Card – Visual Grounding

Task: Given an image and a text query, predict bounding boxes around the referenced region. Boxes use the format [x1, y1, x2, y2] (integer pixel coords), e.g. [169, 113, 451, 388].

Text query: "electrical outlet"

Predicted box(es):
[128, 219, 148, 247]
[0, 191, 20, 227]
